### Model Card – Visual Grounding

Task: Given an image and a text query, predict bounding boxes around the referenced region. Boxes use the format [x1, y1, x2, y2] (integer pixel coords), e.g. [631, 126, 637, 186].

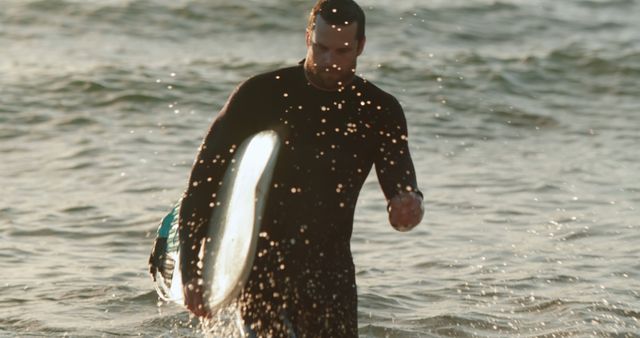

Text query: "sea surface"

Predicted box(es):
[1, 0, 639, 337]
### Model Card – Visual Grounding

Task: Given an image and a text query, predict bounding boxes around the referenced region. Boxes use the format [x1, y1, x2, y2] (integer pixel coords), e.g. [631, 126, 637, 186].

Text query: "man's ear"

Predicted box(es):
[356, 36, 366, 56]
[306, 30, 311, 47]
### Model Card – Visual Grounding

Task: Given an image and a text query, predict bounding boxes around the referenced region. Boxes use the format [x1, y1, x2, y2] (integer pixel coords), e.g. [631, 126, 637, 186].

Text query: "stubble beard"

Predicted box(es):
[305, 61, 357, 91]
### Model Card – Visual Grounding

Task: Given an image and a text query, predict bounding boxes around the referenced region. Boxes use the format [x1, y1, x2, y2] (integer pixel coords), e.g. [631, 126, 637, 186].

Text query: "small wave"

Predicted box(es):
[0, 207, 22, 219]
[48, 78, 111, 93]
[558, 302, 640, 336]
[560, 229, 595, 242]
[121, 186, 166, 194]
[482, 104, 560, 129]
[8, 227, 80, 238]
[0, 317, 66, 336]
[7, 113, 53, 126]
[54, 116, 99, 127]
[6, 221, 126, 240]
[531, 183, 563, 193]
[378, 0, 520, 14]
[392, 308, 637, 337]
[411, 260, 467, 270]
[53, 146, 104, 163]
[0, 128, 24, 141]
[444, 44, 639, 114]
[95, 92, 165, 107]
[55, 161, 95, 171]
[57, 284, 135, 302]
[359, 323, 434, 337]
[511, 297, 569, 314]
[380, 313, 522, 337]
[577, 0, 637, 9]
[138, 312, 197, 337]
[497, 275, 585, 291]
[594, 305, 640, 322]
[97, 290, 158, 307]
[0, 247, 38, 264]
[359, 292, 405, 311]
[11, 0, 300, 40]
[545, 46, 640, 77]
[60, 205, 97, 214]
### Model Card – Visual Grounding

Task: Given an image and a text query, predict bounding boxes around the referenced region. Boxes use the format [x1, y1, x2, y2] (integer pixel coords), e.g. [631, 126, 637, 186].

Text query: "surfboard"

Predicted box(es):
[151, 130, 281, 313]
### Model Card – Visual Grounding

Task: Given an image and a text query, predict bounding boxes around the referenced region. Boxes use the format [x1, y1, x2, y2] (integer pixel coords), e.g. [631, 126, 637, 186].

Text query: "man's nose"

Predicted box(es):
[321, 52, 337, 68]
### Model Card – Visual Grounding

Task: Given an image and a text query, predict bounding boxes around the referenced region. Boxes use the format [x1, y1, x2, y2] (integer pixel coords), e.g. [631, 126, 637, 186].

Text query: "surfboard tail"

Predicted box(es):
[150, 201, 183, 302]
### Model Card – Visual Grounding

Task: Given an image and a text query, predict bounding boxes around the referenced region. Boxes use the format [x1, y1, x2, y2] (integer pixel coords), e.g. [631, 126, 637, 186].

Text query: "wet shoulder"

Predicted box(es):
[226, 65, 301, 130]
[239, 65, 303, 96]
[349, 77, 409, 151]
[352, 76, 404, 119]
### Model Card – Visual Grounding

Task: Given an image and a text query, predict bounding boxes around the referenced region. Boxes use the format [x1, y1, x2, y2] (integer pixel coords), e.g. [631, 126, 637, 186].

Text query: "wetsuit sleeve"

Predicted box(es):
[374, 97, 420, 202]
[178, 81, 260, 285]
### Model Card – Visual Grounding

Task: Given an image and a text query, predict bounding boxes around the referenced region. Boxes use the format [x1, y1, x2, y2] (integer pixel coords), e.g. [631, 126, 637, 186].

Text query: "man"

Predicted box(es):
[177, 0, 423, 336]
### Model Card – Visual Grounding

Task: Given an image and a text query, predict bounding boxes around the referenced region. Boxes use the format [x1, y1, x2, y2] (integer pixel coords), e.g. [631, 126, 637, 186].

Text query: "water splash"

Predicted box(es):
[200, 301, 246, 338]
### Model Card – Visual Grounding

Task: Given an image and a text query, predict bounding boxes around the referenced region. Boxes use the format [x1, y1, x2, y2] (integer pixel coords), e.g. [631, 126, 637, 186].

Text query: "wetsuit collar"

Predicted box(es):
[299, 58, 358, 93]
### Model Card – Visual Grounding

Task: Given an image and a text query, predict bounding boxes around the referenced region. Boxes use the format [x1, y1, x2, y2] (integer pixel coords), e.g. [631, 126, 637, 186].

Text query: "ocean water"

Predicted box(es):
[1, 0, 639, 336]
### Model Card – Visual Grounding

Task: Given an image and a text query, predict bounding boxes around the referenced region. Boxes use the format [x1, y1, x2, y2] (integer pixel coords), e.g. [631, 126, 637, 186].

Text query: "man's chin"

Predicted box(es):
[305, 68, 352, 91]
[318, 74, 352, 90]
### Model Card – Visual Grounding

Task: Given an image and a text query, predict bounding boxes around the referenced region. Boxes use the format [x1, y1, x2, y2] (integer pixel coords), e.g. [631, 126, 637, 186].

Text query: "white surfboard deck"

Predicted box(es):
[153, 130, 281, 312]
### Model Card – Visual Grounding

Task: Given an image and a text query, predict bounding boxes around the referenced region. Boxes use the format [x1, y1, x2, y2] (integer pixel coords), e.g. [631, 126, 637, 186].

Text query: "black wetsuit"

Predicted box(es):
[179, 63, 419, 337]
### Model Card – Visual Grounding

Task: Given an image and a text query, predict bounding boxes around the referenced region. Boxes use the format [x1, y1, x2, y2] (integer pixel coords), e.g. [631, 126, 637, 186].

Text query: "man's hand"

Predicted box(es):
[388, 191, 424, 232]
[148, 237, 167, 281]
[183, 280, 213, 318]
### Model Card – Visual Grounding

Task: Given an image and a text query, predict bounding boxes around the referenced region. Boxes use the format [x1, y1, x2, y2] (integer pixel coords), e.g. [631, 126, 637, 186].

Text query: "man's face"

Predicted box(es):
[304, 15, 365, 91]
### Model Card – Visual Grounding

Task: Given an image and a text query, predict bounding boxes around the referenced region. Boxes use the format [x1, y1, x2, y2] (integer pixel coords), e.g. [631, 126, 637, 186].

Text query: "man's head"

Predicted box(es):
[304, 0, 366, 91]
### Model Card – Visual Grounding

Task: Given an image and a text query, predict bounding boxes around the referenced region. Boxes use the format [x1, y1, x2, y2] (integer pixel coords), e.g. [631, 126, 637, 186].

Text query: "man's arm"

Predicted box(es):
[374, 96, 424, 231]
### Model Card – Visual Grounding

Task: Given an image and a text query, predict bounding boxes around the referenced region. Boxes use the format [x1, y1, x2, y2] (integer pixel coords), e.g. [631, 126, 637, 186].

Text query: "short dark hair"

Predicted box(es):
[307, 0, 366, 42]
